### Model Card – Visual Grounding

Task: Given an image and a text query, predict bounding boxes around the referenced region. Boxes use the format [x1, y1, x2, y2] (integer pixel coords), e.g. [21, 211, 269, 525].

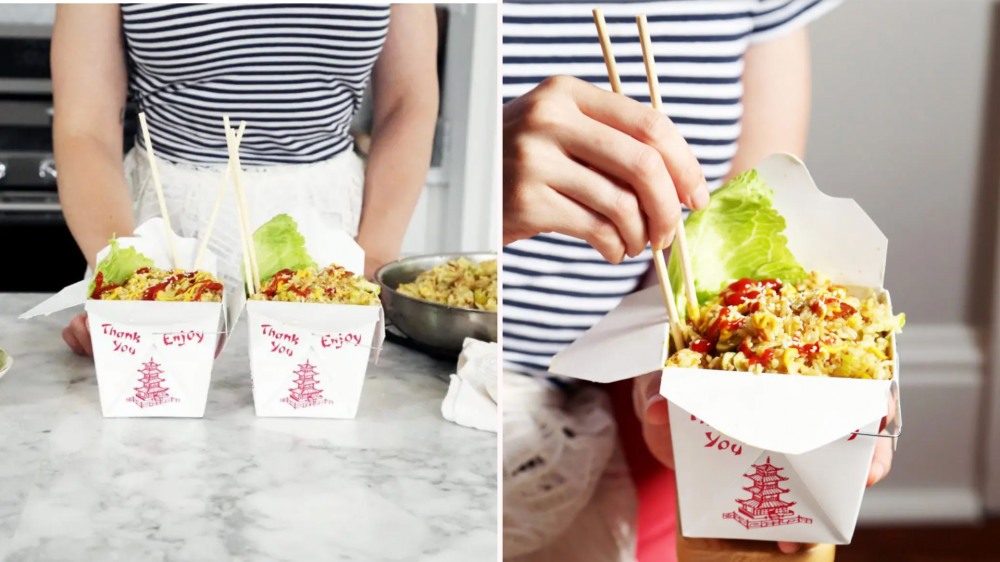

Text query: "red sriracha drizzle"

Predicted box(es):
[705, 307, 746, 344]
[262, 269, 294, 298]
[191, 281, 223, 301]
[810, 297, 857, 320]
[141, 272, 196, 301]
[724, 278, 782, 307]
[739, 338, 775, 366]
[689, 339, 712, 353]
[794, 342, 821, 357]
[89, 272, 121, 299]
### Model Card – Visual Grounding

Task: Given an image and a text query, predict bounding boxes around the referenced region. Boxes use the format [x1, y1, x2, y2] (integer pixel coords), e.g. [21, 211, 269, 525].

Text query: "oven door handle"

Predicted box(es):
[0, 201, 62, 212]
[39, 158, 57, 180]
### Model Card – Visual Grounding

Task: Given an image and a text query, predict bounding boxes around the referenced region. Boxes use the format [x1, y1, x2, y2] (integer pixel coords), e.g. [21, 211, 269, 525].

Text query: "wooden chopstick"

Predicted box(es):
[593, 9, 686, 352]
[137, 112, 181, 270]
[195, 126, 245, 271]
[636, 14, 701, 325]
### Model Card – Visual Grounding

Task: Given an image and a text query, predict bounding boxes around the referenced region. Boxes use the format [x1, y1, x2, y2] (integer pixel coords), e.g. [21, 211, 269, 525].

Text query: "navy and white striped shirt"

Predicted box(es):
[502, 0, 840, 378]
[121, 3, 390, 166]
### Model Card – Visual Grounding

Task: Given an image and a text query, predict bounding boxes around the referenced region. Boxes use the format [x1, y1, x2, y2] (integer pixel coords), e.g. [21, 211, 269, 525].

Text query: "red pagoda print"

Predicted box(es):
[127, 357, 180, 408]
[281, 360, 334, 409]
[723, 457, 812, 529]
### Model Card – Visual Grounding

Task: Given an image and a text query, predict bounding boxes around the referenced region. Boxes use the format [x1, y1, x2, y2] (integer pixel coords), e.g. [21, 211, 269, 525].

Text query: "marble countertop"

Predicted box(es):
[0, 294, 497, 562]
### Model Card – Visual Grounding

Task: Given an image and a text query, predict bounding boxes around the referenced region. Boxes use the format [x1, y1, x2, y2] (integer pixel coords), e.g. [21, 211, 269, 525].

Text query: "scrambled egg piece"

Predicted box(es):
[397, 258, 497, 311]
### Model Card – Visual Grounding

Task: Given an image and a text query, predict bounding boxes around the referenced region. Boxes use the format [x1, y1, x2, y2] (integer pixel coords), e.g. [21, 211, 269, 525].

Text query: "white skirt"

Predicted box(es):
[504, 373, 637, 561]
[123, 147, 366, 290]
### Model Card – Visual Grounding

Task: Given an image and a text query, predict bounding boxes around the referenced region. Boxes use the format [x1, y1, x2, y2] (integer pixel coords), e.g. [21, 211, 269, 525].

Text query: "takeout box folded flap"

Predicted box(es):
[757, 153, 887, 290]
[660, 368, 891, 455]
[547, 285, 669, 383]
[111, 217, 219, 274]
[18, 280, 90, 319]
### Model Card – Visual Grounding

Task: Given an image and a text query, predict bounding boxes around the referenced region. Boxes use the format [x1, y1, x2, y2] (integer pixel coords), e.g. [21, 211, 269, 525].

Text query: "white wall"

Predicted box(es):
[0, 4, 53, 25]
[808, 0, 994, 325]
[807, 0, 999, 523]
[402, 3, 498, 256]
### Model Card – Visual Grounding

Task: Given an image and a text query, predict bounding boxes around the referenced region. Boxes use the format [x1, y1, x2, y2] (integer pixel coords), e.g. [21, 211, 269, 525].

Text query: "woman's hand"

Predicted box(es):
[632, 370, 675, 468]
[633, 371, 895, 555]
[62, 312, 93, 357]
[503, 75, 710, 263]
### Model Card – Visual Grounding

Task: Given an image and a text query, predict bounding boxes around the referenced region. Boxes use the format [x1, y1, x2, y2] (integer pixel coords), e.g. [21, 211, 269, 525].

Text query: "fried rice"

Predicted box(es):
[249, 264, 381, 305]
[665, 271, 905, 380]
[396, 258, 497, 312]
[90, 267, 224, 302]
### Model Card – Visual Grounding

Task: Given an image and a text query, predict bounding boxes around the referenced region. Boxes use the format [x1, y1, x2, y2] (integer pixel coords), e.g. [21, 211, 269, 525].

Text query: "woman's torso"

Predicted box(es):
[121, 3, 390, 166]
[501, 0, 834, 379]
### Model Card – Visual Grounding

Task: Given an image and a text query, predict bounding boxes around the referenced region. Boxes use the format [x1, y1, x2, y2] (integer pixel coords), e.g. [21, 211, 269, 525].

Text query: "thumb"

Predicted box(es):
[633, 370, 670, 424]
[634, 371, 675, 469]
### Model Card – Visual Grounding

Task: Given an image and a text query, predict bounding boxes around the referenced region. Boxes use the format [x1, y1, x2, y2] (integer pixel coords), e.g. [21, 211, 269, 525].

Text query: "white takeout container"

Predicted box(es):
[550, 153, 902, 545]
[243, 210, 385, 419]
[20, 218, 243, 418]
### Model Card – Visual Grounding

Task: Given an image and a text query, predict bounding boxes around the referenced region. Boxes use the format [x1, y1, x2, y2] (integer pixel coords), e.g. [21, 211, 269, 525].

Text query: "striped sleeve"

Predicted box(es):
[749, 0, 842, 44]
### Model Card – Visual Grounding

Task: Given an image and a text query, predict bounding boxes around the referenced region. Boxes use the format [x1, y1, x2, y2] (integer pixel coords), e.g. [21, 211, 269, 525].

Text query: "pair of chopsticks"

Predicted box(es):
[592, 9, 700, 351]
[138, 112, 260, 295]
[221, 115, 261, 297]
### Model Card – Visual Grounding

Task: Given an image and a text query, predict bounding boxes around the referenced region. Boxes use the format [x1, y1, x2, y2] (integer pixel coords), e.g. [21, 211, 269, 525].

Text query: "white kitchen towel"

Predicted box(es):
[442, 338, 498, 432]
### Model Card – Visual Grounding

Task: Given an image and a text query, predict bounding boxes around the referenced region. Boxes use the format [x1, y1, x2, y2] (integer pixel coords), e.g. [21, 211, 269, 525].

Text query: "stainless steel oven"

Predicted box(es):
[0, 22, 137, 292]
[0, 22, 82, 293]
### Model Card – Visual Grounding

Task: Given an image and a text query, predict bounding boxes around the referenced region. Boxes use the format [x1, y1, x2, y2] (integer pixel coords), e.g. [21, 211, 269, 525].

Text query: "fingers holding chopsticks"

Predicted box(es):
[553, 99, 684, 252]
[570, 78, 709, 215]
[503, 76, 707, 256]
[520, 130, 650, 258]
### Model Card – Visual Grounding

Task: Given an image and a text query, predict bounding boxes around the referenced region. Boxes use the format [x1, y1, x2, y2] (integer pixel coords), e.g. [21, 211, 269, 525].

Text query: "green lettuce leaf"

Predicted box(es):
[88, 238, 155, 296]
[668, 169, 807, 319]
[872, 312, 906, 334]
[252, 214, 317, 284]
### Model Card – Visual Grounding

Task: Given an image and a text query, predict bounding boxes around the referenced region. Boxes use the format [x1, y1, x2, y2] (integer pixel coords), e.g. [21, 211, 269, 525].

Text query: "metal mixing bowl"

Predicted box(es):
[376, 252, 497, 353]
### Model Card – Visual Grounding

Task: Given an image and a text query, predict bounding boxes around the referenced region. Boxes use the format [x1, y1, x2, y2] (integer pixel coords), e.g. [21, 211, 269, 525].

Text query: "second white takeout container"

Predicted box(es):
[20, 218, 243, 418]
[549, 153, 902, 545]
[244, 211, 385, 419]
